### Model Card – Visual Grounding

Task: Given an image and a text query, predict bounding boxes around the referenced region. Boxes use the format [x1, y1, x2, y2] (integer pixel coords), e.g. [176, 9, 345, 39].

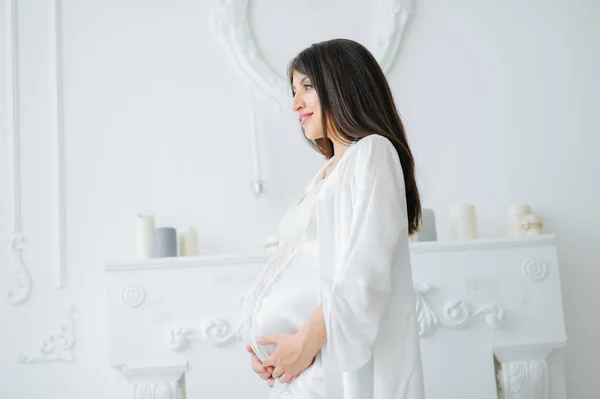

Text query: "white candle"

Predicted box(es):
[179, 226, 199, 256]
[136, 214, 154, 260]
[507, 204, 532, 237]
[449, 204, 478, 240]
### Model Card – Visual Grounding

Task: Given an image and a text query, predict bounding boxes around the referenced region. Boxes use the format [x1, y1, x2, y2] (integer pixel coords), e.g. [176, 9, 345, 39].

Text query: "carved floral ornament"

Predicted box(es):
[522, 257, 548, 282]
[493, 343, 563, 399]
[121, 284, 146, 308]
[17, 304, 76, 364]
[133, 382, 184, 399]
[211, 0, 415, 108]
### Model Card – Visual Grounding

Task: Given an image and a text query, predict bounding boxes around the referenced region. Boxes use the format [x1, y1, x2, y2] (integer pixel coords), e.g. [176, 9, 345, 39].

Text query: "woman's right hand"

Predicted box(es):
[246, 345, 276, 388]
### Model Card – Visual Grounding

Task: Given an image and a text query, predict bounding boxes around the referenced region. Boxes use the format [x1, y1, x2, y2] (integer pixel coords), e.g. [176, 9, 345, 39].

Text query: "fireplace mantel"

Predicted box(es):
[105, 234, 568, 398]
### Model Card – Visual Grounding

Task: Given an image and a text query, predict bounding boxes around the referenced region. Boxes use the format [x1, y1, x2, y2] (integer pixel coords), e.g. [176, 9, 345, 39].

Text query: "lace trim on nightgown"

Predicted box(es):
[241, 180, 323, 359]
[242, 230, 308, 359]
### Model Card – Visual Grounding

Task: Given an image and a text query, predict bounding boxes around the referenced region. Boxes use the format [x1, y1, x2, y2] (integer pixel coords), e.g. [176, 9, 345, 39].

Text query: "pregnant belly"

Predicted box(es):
[246, 248, 319, 362]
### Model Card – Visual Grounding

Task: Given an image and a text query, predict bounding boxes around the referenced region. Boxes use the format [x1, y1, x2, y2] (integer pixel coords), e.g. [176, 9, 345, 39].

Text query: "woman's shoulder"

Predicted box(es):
[353, 134, 396, 154]
[344, 134, 399, 170]
[328, 135, 399, 182]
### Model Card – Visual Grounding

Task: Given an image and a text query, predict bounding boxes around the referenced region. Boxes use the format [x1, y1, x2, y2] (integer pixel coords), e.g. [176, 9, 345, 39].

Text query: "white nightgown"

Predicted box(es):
[241, 135, 425, 399]
[241, 177, 326, 399]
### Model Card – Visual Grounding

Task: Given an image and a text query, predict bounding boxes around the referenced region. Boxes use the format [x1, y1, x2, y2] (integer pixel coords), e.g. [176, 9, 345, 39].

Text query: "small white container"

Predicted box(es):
[507, 204, 532, 237]
[521, 214, 544, 236]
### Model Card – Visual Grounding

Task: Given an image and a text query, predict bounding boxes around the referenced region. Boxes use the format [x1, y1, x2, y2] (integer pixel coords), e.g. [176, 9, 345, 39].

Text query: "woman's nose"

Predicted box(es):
[292, 94, 304, 112]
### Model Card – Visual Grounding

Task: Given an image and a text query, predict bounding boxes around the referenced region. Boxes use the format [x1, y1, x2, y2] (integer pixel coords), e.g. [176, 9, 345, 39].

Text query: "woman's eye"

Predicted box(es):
[304, 84, 313, 91]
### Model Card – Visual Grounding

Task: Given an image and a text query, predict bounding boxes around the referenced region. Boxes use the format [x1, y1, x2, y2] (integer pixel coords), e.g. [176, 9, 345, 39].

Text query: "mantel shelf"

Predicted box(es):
[105, 234, 556, 272]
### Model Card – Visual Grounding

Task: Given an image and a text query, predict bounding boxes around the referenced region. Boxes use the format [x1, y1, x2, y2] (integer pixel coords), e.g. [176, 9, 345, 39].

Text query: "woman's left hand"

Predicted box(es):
[259, 332, 317, 383]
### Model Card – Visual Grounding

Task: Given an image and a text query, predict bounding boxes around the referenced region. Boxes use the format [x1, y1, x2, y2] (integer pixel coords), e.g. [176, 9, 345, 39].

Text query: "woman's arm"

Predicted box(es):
[298, 304, 327, 355]
[317, 135, 407, 372]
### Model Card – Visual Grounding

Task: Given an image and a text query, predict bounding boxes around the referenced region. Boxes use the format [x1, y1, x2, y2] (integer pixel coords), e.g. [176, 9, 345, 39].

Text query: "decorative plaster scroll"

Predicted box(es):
[133, 382, 184, 399]
[50, 0, 67, 289]
[415, 283, 506, 336]
[167, 318, 238, 351]
[121, 284, 146, 308]
[473, 305, 506, 329]
[17, 304, 75, 363]
[212, 0, 414, 107]
[6, 0, 32, 305]
[522, 258, 548, 282]
[500, 359, 548, 399]
[492, 342, 563, 399]
[414, 283, 439, 336]
[113, 364, 187, 399]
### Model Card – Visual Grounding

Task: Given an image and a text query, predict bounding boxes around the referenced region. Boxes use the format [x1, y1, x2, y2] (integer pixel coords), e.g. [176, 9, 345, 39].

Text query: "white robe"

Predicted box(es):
[242, 134, 425, 398]
[310, 135, 425, 399]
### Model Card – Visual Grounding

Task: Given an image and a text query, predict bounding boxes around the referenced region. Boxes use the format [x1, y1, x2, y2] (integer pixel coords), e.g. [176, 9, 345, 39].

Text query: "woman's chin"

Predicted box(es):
[304, 131, 324, 141]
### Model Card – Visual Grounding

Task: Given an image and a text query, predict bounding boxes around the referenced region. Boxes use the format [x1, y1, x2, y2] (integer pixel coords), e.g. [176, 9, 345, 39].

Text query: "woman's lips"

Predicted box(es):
[300, 113, 313, 125]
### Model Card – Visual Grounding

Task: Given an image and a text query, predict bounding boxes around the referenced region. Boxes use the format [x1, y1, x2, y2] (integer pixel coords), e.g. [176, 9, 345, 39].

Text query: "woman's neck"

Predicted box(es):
[322, 139, 351, 180]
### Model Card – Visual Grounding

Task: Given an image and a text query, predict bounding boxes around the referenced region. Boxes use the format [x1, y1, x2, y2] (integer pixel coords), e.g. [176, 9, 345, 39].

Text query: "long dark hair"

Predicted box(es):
[288, 38, 422, 235]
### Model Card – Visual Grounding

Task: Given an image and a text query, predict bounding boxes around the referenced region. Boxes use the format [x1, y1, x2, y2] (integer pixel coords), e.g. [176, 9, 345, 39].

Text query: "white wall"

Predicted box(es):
[0, 0, 598, 398]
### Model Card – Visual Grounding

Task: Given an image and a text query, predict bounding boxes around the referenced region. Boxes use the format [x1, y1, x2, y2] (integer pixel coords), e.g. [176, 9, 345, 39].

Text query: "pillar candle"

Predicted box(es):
[153, 227, 177, 258]
[179, 226, 199, 256]
[136, 214, 154, 260]
[449, 204, 478, 240]
[412, 208, 437, 242]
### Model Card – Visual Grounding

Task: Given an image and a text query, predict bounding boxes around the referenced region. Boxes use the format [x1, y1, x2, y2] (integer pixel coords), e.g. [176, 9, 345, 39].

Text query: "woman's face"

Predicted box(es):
[291, 71, 323, 140]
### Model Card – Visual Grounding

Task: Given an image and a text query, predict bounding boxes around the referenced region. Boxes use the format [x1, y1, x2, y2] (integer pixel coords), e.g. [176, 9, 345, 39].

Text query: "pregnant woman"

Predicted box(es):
[239, 38, 426, 399]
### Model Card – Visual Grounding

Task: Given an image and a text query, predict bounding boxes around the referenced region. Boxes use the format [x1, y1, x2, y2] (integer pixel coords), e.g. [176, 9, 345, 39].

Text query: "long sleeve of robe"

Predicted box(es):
[314, 135, 425, 399]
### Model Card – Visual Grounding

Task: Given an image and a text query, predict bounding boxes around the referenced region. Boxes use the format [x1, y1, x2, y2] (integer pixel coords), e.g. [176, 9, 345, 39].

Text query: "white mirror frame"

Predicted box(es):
[212, 0, 414, 108]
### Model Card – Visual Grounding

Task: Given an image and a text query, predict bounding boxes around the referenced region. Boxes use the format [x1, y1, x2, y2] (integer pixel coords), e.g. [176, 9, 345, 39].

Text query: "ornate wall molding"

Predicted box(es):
[121, 284, 146, 308]
[212, 0, 414, 108]
[5, 0, 68, 303]
[17, 304, 76, 363]
[112, 363, 187, 399]
[522, 258, 548, 282]
[50, 0, 67, 289]
[167, 317, 238, 351]
[492, 341, 565, 399]
[415, 283, 506, 336]
[6, 0, 32, 305]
